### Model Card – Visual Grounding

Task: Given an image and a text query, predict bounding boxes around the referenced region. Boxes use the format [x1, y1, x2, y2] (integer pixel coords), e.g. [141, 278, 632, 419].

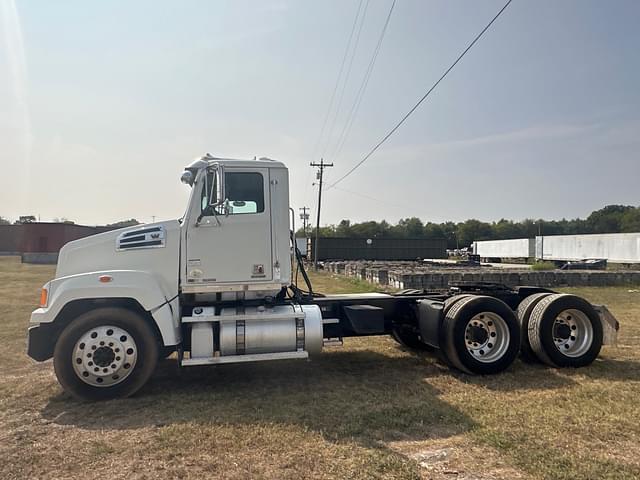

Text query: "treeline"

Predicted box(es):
[0, 217, 140, 228]
[298, 205, 640, 249]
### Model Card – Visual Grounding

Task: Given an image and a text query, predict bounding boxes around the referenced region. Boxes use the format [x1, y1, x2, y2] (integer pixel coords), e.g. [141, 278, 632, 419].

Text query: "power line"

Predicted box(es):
[328, 0, 514, 189]
[309, 0, 364, 164]
[305, 1, 364, 208]
[329, 0, 396, 162]
[331, 185, 412, 211]
[320, 0, 371, 159]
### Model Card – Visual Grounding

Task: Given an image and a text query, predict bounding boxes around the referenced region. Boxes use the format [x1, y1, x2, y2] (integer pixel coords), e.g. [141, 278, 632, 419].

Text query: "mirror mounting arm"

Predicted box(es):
[195, 164, 225, 227]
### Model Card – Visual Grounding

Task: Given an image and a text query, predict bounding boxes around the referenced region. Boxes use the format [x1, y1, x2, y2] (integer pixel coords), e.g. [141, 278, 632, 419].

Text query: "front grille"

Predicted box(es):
[116, 226, 166, 251]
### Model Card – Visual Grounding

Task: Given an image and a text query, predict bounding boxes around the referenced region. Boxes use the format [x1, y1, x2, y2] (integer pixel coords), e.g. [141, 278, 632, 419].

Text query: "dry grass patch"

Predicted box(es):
[1, 258, 639, 479]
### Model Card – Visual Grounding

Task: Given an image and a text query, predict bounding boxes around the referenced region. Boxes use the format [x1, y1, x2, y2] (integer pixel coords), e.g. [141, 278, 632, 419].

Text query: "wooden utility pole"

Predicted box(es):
[310, 159, 333, 270]
[299, 206, 310, 236]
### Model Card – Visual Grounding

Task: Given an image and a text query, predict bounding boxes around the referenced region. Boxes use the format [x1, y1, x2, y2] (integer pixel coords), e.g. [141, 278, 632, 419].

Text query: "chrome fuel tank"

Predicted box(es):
[219, 304, 323, 356]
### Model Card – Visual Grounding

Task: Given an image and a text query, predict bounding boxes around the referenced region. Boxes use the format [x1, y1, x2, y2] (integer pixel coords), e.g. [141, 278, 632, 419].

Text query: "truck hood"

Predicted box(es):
[56, 220, 180, 299]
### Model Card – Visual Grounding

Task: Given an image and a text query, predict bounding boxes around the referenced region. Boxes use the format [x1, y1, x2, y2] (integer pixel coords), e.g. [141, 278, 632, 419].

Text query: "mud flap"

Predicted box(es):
[417, 299, 444, 348]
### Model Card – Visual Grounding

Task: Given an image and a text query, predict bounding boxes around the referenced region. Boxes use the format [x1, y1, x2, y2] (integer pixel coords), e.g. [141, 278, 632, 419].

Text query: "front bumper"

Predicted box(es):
[27, 322, 58, 361]
[30, 306, 53, 324]
[27, 305, 60, 361]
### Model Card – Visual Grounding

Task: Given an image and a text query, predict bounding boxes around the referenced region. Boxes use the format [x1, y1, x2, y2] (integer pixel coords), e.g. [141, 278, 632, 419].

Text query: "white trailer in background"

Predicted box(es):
[537, 233, 640, 264]
[473, 238, 535, 261]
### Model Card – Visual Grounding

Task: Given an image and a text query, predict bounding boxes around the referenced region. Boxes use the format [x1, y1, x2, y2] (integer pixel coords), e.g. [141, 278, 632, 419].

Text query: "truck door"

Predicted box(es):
[185, 167, 273, 287]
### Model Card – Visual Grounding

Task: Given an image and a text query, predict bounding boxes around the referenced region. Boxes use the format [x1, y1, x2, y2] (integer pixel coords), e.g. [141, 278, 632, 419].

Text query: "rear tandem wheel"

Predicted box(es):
[441, 295, 520, 375]
[516, 292, 553, 362]
[527, 294, 603, 367]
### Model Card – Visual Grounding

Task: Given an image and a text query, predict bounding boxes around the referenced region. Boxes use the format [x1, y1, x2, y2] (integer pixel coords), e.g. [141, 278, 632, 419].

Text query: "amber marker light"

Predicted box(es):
[39, 287, 48, 307]
[99, 275, 113, 283]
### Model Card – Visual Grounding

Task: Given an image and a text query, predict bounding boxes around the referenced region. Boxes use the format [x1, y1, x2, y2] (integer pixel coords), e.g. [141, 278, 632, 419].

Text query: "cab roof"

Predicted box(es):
[185, 154, 286, 171]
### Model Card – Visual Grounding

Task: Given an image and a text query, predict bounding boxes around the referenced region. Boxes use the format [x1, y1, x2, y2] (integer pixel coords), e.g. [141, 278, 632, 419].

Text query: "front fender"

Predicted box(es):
[30, 270, 180, 347]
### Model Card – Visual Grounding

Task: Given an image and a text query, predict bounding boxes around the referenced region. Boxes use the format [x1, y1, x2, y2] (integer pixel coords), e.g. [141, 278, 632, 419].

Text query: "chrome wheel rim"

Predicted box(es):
[552, 309, 593, 357]
[72, 325, 138, 387]
[464, 312, 510, 363]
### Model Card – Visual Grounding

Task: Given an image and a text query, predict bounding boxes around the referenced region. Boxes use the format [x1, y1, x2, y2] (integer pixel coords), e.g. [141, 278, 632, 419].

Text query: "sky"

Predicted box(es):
[1, 0, 639, 226]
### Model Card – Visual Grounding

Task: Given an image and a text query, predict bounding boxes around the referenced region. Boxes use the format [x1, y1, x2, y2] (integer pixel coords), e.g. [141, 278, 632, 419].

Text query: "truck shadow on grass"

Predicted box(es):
[396, 349, 585, 392]
[39, 346, 599, 447]
[562, 356, 640, 382]
[449, 354, 640, 391]
[42, 350, 473, 446]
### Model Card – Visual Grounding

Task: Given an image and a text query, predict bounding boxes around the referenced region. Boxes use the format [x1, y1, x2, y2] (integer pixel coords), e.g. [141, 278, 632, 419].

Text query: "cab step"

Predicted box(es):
[323, 337, 343, 347]
[181, 350, 308, 366]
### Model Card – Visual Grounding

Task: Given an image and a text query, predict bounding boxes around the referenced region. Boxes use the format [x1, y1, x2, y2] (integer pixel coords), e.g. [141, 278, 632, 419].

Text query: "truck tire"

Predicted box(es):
[441, 295, 520, 375]
[431, 294, 473, 367]
[53, 307, 160, 401]
[443, 294, 472, 315]
[516, 293, 552, 362]
[528, 294, 602, 368]
[396, 289, 425, 296]
[390, 295, 471, 353]
[391, 326, 433, 351]
[422, 293, 472, 368]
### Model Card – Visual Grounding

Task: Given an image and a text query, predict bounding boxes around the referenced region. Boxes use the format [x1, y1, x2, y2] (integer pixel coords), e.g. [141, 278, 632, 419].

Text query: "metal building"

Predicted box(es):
[0, 223, 117, 263]
[308, 237, 447, 261]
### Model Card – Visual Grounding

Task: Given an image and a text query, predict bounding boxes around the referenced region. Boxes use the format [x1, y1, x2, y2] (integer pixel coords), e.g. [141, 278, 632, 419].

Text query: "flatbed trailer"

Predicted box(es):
[26, 154, 619, 400]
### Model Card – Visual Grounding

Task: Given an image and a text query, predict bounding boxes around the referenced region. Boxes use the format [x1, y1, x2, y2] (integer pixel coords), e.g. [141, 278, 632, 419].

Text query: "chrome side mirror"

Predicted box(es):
[208, 164, 225, 207]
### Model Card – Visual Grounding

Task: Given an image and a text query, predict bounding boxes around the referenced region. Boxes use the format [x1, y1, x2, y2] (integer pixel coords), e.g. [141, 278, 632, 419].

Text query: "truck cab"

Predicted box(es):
[179, 155, 291, 297]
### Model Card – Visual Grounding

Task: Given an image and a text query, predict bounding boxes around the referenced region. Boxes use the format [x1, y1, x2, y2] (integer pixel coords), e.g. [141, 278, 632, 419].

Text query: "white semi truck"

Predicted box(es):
[28, 154, 619, 400]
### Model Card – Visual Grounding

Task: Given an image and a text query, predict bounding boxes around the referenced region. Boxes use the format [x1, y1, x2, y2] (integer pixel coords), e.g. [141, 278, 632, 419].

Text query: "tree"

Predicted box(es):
[423, 222, 445, 239]
[457, 219, 493, 247]
[351, 221, 387, 238]
[397, 217, 424, 237]
[0, 217, 10, 225]
[294, 203, 640, 245]
[335, 219, 351, 237]
[440, 221, 458, 249]
[621, 209, 640, 232]
[494, 219, 525, 239]
[586, 205, 634, 234]
[106, 219, 140, 228]
[308, 226, 337, 237]
[15, 215, 36, 224]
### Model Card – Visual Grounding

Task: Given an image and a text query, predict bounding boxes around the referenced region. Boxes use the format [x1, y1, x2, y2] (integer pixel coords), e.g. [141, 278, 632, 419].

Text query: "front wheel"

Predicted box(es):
[53, 307, 159, 401]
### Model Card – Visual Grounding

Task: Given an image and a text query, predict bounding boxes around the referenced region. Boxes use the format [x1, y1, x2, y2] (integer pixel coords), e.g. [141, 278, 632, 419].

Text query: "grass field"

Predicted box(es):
[1, 256, 639, 479]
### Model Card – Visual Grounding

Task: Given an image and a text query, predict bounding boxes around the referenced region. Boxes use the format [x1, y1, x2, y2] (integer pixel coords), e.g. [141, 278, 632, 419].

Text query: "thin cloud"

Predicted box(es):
[428, 123, 596, 151]
[0, 0, 31, 208]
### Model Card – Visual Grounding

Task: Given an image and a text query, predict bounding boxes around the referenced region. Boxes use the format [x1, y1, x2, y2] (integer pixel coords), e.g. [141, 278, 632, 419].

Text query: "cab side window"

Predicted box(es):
[218, 172, 264, 215]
